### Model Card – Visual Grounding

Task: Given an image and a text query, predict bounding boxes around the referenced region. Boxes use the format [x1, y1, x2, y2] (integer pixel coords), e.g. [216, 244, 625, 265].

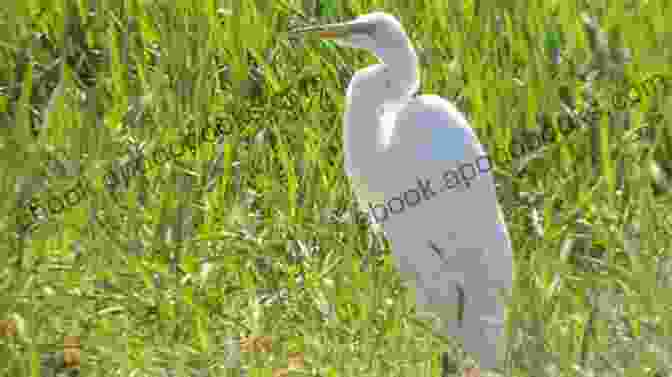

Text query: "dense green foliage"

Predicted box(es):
[1, 1, 671, 376]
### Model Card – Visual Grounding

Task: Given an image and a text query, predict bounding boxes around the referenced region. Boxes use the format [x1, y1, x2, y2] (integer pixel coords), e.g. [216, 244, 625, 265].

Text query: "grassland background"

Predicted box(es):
[1, 0, 672, 376]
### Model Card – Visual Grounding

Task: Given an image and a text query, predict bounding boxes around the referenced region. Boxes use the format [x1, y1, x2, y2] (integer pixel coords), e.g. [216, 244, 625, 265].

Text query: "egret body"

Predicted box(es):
[291, 12, 513, 377]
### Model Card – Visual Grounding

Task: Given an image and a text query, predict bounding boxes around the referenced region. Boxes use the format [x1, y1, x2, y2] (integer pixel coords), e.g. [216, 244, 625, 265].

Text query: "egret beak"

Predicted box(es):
[289, 20, 374, 39]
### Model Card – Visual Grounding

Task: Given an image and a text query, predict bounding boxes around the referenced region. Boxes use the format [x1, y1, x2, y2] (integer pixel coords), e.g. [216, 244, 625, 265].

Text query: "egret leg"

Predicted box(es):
[424, 245, 509, 372]
[461, 284, 508, 371]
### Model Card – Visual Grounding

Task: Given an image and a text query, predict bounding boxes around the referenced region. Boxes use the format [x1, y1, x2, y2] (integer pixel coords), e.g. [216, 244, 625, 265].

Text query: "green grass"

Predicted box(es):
[1, 0, 672, 376]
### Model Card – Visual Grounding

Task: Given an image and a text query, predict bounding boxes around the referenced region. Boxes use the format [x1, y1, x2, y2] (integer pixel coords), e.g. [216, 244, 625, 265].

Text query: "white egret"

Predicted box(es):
[291, 12, 513, 377]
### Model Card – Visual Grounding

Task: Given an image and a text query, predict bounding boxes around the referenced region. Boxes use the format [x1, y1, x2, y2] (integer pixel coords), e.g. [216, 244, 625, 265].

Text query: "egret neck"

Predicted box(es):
[370, 35, 420, 101]
[343, 36, 420, 197]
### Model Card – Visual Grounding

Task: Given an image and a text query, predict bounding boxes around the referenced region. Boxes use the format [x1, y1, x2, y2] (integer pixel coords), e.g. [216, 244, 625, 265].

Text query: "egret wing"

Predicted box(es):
[377, 95, 512, 370]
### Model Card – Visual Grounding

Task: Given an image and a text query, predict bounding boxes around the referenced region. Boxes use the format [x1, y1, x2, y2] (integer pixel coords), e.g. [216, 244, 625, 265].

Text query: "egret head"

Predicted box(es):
[291, 12, 411, 58]
[291, 12, 419, 101]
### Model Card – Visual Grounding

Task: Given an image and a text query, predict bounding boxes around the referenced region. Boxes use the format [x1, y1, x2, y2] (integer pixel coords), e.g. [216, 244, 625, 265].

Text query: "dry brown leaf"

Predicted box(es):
[240, 335, 304, 376]
[272, 368, 290, 377]
[287, 352, 304, 369]
[272, 351, 304, 377]
[0, 319, 17, 337]
[63, 335, 81, 368]
[240, 335, 273, 353]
